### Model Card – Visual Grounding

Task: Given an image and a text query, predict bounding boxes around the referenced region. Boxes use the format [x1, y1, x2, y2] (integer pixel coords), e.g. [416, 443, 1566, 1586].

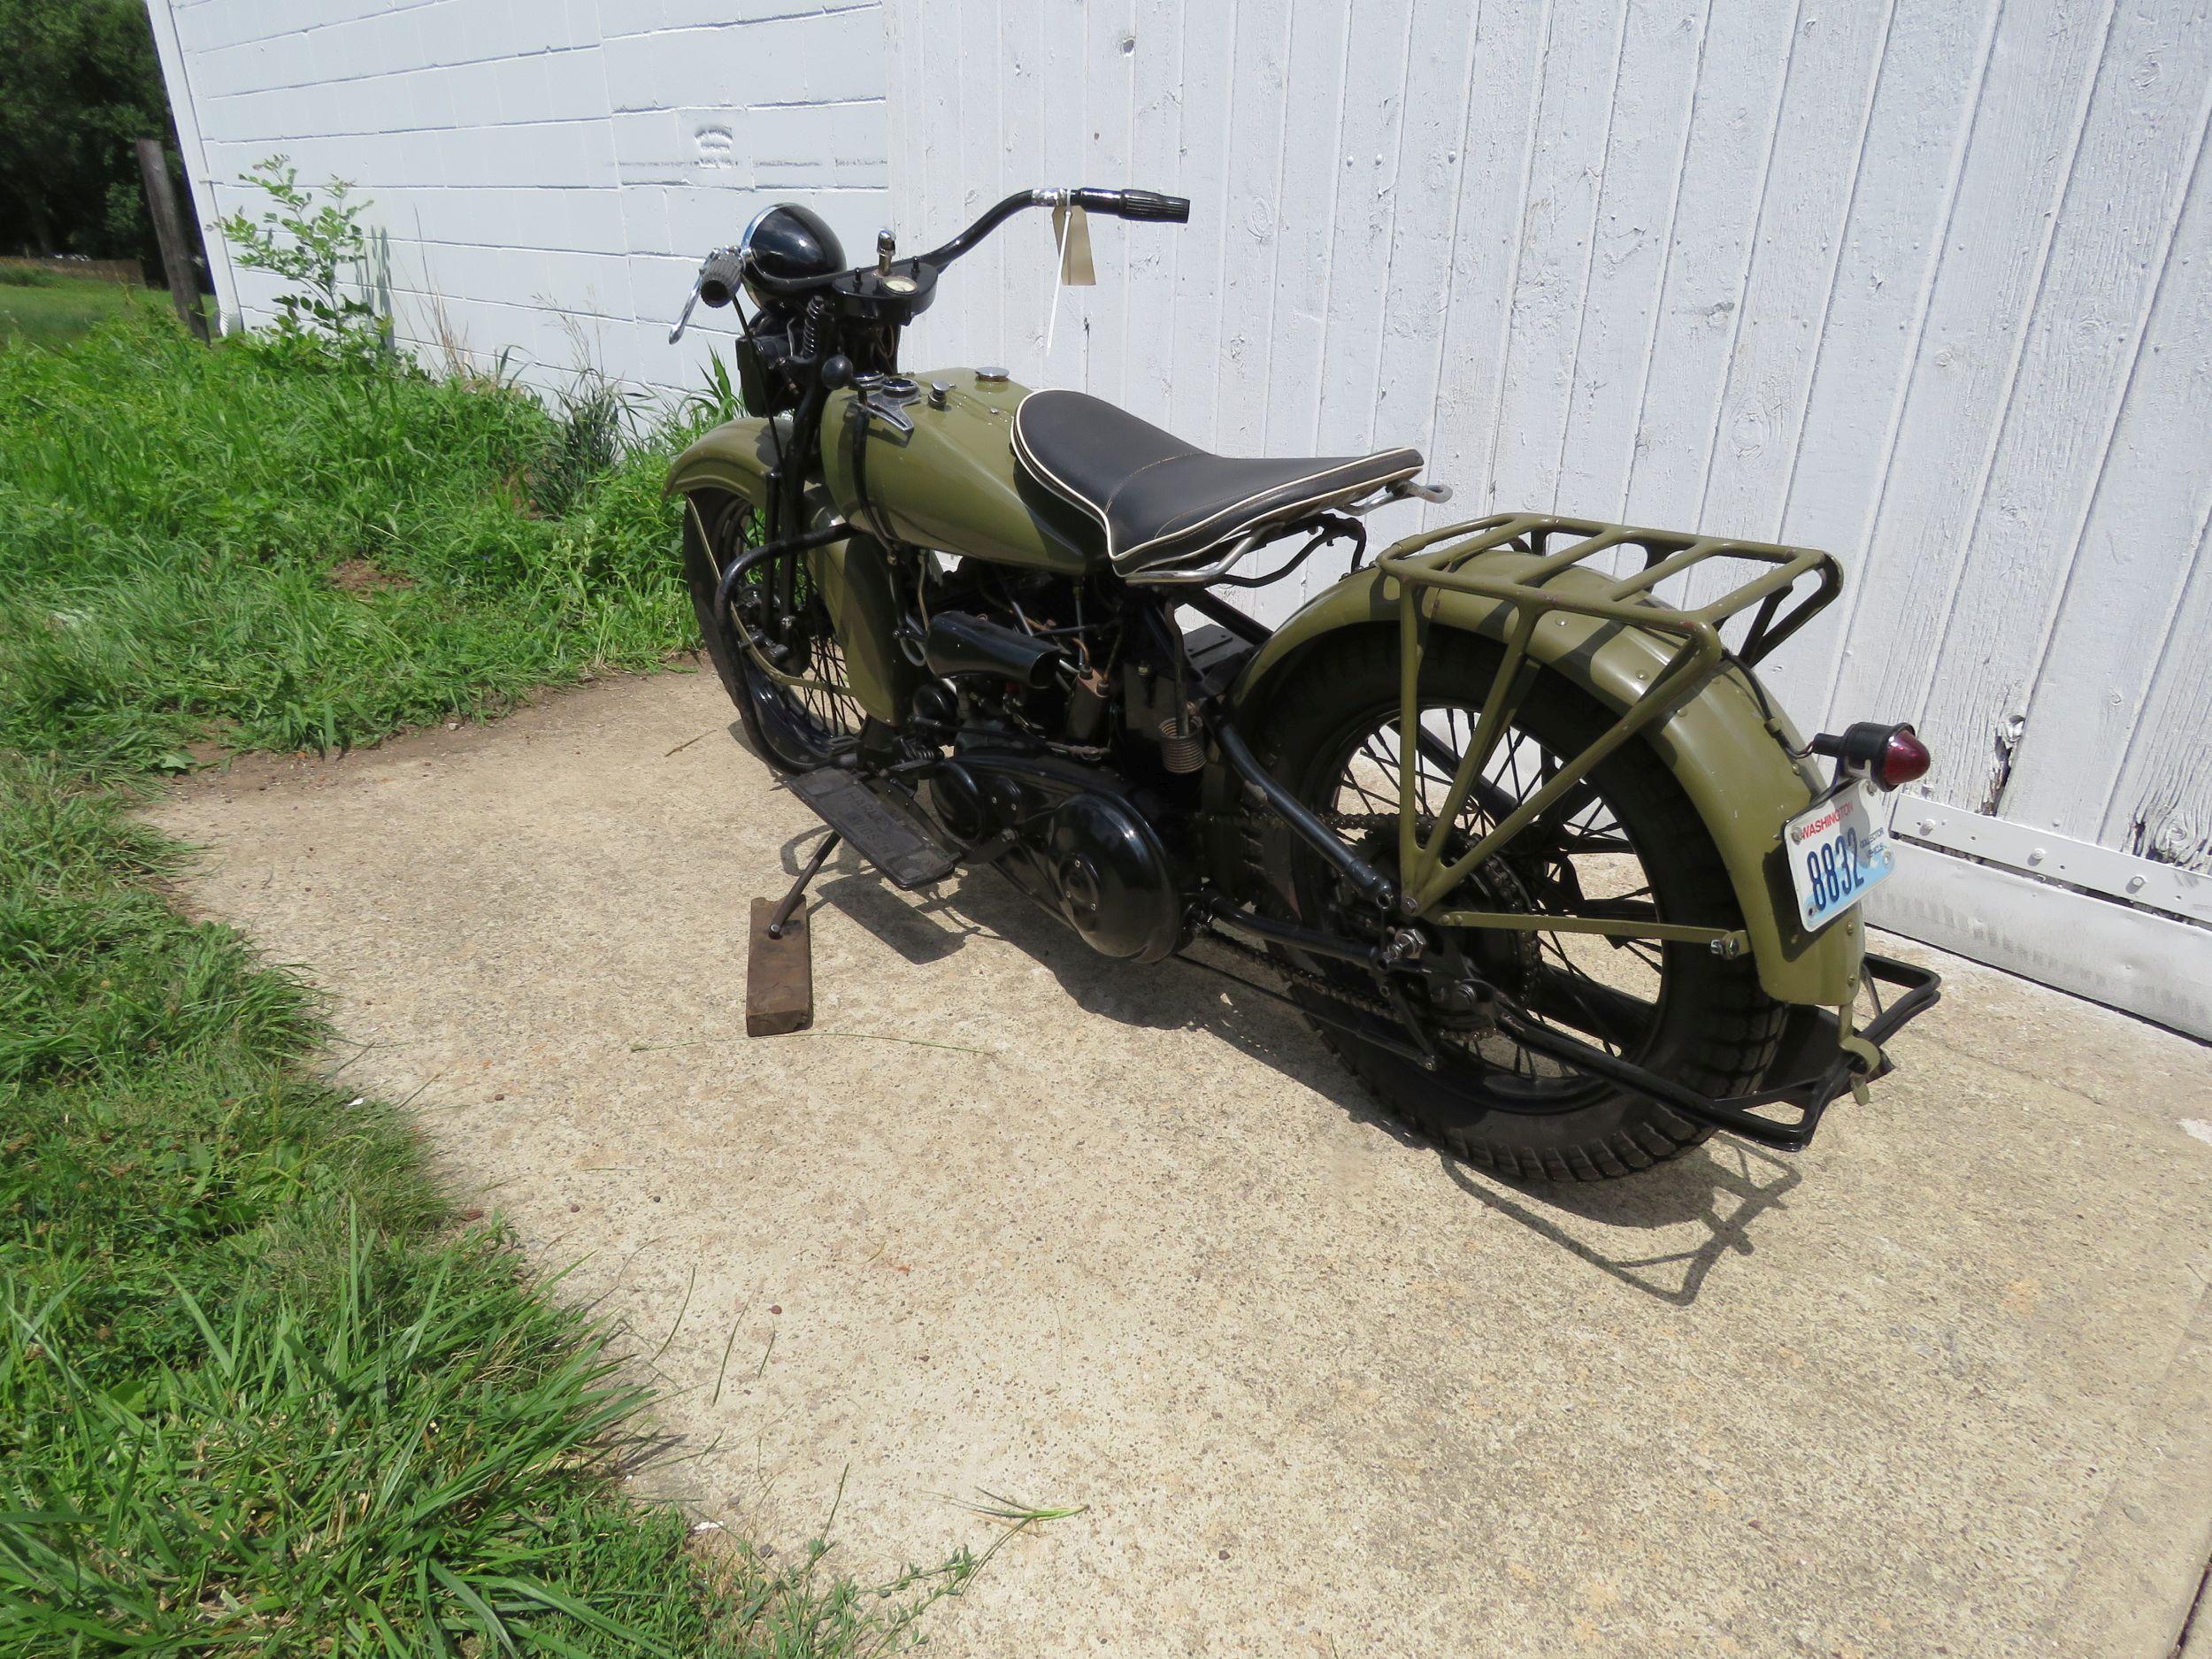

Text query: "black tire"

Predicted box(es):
[678, 489, 864, 774]
[1244, 627, 1786, 1181]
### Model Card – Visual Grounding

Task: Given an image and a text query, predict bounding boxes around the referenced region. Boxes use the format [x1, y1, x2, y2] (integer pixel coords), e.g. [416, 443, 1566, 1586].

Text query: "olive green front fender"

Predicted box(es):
[664, 415, 784, 509]
[664, 417, 913, 723]
[1227, 562, 1863, 1009]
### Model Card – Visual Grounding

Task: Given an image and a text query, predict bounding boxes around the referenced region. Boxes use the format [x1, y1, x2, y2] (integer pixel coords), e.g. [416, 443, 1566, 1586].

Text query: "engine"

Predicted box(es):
[902, 597, 1247, 967]
[926, 753, 1182, 963]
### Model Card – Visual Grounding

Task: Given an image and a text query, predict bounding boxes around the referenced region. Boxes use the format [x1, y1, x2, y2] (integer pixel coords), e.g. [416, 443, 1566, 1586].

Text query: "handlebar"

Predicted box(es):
[697, 247, 745, 309]
[725, 187, 1189, 302]
[918, 187, 1188, 269]
[1067, 188, 1191, 223]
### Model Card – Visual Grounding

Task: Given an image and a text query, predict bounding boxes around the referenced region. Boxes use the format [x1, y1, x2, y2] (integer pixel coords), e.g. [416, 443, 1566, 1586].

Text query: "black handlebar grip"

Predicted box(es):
[697, 248, 745, 308]
[1116, 189, 1191, 224]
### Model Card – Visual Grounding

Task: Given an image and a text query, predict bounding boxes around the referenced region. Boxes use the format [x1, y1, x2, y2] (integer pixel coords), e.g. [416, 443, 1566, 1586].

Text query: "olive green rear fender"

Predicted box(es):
[664, 417, 914, 724]
[1225, 564, 1863, 1009]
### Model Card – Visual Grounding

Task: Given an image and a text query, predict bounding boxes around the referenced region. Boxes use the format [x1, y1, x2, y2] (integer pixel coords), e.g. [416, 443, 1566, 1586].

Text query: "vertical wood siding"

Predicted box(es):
[885, 0, 2212, 871]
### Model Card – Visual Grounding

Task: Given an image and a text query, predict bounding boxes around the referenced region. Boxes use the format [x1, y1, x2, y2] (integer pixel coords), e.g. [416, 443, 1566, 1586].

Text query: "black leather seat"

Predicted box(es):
[1011, 389, 1424, 576]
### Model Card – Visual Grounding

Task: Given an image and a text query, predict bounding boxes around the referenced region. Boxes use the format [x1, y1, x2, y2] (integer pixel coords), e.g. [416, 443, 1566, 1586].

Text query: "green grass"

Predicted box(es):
[0, 313, 691, 773]
[0, 314, 1010, 1654]
[0, 271, 164, 352]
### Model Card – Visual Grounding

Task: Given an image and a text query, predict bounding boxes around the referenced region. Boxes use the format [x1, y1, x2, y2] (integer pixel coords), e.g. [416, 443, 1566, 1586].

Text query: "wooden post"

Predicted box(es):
[135, 137, 210, 342]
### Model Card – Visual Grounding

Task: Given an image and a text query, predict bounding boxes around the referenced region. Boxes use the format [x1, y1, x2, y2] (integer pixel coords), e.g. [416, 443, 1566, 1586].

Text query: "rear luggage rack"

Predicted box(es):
[1374, 512, 1842, 919]
[1378, 511, 1841, 670]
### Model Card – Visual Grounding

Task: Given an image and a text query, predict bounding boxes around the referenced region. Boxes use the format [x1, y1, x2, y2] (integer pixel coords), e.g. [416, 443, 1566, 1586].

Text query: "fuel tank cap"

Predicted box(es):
[975, 365, 1008, 383]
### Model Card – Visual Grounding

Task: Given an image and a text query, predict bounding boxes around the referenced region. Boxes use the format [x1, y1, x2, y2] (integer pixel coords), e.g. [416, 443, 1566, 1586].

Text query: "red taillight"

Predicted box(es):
[1877, 726, 1932, 790]
[1809, 720, 1933, 790]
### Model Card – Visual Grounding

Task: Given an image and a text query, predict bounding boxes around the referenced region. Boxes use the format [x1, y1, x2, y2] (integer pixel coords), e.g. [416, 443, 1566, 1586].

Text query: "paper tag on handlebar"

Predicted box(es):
[1051, 204, 1095, 286]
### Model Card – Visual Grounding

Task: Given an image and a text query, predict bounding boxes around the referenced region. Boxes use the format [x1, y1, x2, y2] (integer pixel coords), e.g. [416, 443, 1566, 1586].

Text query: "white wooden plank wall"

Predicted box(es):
[882, 0, 2212, 877]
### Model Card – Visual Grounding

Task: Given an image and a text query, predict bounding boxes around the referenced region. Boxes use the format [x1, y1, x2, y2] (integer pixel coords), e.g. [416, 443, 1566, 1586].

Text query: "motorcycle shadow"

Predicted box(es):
[1432, 1144, 1800, 1307]
[801, 836, 1796, 1308]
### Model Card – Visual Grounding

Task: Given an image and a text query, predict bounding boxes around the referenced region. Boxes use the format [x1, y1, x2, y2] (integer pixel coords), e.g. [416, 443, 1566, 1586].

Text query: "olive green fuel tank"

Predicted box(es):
[820, 369, 1093, 575]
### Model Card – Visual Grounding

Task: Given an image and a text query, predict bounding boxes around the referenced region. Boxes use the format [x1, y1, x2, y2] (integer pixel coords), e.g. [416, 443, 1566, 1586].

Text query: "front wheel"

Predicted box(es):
[678, 490, 865, 773]
[1242, 629, 1787, 1181]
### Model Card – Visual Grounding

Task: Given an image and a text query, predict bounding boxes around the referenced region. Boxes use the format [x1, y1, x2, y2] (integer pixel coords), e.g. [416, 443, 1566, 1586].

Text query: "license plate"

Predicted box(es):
[1785, 780, 1893, 933]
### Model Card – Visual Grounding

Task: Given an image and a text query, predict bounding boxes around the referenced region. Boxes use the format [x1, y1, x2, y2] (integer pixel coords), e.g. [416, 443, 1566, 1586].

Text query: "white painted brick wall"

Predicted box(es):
[149, 0, 890, 396]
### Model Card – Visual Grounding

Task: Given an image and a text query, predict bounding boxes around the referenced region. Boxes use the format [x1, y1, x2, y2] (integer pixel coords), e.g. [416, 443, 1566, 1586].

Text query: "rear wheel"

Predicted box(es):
[679, 490, 865, 773]
[1245, 629, 1786, 1181]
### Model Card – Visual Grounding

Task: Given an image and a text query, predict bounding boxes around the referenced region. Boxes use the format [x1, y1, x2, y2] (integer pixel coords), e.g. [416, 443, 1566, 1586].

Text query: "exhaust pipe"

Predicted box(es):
[923, 612, 1069, 687]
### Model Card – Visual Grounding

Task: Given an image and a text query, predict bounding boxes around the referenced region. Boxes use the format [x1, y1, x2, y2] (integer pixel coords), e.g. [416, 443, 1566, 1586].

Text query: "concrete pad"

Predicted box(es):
[149, 671, 2212, 1659]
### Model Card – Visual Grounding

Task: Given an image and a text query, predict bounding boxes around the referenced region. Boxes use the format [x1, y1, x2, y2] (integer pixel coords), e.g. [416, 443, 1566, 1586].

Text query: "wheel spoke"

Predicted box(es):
[1554, 833, 1636, 855]
[1617, 938, 1666, 973]
[1523, 960, 1655, 1054]
[1305, 687, 1678, 1097]
[713, 508, 864, 756]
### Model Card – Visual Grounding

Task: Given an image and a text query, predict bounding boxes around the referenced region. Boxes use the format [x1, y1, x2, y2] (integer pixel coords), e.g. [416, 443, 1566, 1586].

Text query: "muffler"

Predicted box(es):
[922, 611, 1070, 687]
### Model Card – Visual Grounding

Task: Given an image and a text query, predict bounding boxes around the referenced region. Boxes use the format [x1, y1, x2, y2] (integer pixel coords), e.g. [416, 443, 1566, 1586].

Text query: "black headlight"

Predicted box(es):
[738, 204, 846, 310]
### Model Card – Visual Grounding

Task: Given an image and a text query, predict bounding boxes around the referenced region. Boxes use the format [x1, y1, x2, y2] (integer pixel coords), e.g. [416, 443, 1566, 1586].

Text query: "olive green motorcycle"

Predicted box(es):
[664, 188, 1939, 1182]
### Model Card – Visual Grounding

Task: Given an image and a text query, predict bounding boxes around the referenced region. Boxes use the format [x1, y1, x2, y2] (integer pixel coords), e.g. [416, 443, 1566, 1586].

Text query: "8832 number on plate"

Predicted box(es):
[1785, 780, 1893, 933]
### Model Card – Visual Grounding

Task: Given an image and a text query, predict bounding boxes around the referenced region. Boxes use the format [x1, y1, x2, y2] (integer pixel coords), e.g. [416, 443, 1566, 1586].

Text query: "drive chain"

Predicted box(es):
[1191, 807, 1507, 1050]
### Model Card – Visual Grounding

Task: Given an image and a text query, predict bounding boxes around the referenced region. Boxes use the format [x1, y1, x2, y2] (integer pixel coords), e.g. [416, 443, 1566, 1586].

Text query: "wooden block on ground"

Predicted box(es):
[746, 897, 813, 1036]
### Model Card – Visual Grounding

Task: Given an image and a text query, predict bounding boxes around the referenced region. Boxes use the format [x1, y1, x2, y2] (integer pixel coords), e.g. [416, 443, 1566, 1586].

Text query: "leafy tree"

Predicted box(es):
[0, 0, 196, 276]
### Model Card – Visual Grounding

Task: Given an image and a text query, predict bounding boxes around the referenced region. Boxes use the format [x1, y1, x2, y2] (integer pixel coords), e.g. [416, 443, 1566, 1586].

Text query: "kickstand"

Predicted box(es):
[747, 832, 841, 1036]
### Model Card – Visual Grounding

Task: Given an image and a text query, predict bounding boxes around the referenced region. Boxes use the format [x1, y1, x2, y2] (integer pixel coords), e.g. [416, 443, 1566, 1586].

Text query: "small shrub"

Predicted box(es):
[213, 157, 383, 347]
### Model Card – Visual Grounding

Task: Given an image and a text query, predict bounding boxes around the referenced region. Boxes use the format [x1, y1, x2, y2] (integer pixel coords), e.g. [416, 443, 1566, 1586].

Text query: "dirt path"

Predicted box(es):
[151, 670, 2212, 1658]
